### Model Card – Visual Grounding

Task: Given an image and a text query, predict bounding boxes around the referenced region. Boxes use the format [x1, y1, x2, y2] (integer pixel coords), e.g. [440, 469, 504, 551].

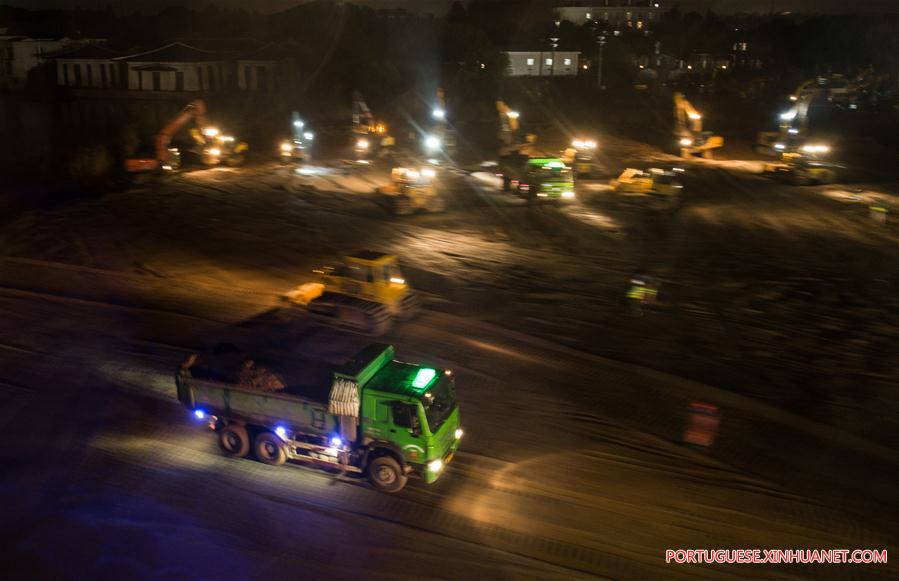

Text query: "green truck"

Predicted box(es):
[176, 343, 462, 493]
[498, 154, 576, 203]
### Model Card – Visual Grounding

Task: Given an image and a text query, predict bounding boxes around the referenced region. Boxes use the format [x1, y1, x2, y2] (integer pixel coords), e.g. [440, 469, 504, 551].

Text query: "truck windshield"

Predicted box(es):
[421, 376, 456, 433]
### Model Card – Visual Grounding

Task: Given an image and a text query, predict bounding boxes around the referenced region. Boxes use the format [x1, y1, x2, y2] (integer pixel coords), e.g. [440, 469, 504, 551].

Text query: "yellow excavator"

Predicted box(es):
[353, 91, 395, 162]
[673, 93, 723, 159]
[284, 252, 421, 336]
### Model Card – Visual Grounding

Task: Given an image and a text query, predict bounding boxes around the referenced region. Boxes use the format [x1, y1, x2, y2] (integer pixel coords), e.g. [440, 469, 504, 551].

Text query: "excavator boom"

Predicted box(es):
[126, 99, 208, 172]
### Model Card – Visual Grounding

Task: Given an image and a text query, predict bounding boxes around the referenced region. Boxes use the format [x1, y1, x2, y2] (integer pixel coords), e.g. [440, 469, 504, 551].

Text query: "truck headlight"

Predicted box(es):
[303, 131, 314, 140]
[424, 135, 441, 151]
[679, 138, 693, 146]
[280, 141, 293, 153]
[356, 139, 369, 150]
[454, 428, 463, 440]
[428, 459, 444, 473]
[562, 191, 575, 199]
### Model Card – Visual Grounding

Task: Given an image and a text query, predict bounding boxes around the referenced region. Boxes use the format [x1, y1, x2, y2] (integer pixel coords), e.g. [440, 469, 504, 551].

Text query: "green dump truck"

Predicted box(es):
[498, 154, 576, 204]
[176, 343, 461, 493]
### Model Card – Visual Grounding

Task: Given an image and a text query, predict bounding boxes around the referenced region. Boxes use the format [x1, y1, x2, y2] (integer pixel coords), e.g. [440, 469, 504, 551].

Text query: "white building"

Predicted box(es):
[557, 1, 663, 28]
[236, 43, 295, 92]
[0, 36, 70, 88]
[505, 51, 580, 77]
[116, 42, 229, 92]
[55, 44, 123, 89]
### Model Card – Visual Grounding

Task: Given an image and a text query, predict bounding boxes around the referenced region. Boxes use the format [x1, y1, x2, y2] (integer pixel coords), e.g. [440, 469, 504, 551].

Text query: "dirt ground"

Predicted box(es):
[1, 125, 897, 578]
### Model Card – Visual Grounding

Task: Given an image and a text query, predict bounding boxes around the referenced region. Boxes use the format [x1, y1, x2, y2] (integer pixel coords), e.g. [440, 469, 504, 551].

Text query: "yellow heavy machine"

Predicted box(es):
[673, 93, 723, 159]
[763, 148, 838, 185]
[561, 138, 599, 176]
[284, 252, 421, 336]
[612, 168, 683, 196]
[496, 100, 539, 157]
[352, 91, 395, 162]
[377, 166, 445, 215]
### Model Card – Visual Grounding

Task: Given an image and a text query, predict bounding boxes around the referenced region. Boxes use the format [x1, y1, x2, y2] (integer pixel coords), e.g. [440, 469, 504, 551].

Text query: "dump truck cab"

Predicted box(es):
[361, 360, 461, 484]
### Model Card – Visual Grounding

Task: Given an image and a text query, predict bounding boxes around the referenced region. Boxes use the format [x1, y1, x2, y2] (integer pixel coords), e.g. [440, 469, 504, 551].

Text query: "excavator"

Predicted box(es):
[496, 100, 532, 157]
[672, 92, 723, 159]
[283, 251, 421, 336]
[756, 82, 840, 185]
[352, 91, 395, 162]
[125, 99, 247, 173]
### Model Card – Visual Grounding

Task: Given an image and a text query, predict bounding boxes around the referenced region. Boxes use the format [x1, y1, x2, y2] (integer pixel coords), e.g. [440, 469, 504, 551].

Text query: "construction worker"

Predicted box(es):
[626, 275, 658, 316]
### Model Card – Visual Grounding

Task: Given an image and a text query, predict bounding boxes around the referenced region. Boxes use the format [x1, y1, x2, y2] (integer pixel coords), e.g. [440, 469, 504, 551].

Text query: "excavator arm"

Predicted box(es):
[156, 99, 207, 165]
[125, 99, 208, 172]
[673, 92, 703, 136]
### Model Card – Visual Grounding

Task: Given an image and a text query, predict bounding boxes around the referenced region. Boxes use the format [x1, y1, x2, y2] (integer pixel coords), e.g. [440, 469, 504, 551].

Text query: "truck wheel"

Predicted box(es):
[219, 425, 250, 458]
[368, 456, 407, 493]
[254, 432, 287, 466]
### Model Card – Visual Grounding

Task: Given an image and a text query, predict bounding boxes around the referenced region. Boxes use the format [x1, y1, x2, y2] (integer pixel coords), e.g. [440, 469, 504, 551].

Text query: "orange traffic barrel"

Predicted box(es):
[684, 402, 720, 448]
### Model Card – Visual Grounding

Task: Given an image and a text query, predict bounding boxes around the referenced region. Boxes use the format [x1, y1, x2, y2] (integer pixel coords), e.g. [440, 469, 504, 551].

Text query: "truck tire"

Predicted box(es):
[219, 425, 250, 458]
[254, 432, 287, 466]
[368, 455, 407, 493]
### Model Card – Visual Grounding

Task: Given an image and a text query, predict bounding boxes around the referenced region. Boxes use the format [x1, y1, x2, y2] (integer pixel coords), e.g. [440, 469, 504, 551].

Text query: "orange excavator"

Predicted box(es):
[125, 100, 247, 173]
[125, 99, 208, 173]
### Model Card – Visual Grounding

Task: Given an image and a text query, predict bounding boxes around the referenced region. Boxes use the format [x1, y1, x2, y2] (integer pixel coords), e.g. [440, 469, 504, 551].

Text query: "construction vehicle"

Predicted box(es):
[497, 155, 576, 204]
[496, 100, 532, 156]
[377, 166, 445, 215]
[124, 99, 207, 173]
[353, 92, 395, 162]
[177, 343, 462, 493]
[754, 82, 840, 184]
[279, 112, 314, 164]
[762, 146, 839, 185]
[284, 251, 422, 336]
[673, 92, 723, 158]
[125, 99, 247, 172]
[189, 125, 248, 167]
[562, 138, 600, 177]
[426, 87, 456, 158]
[612, 167, 684, 196]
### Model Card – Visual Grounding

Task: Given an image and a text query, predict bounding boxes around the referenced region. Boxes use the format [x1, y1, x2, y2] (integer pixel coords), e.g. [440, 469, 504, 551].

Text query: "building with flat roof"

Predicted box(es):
[556, 1, 663, 27]
[505, 51, 580, 77]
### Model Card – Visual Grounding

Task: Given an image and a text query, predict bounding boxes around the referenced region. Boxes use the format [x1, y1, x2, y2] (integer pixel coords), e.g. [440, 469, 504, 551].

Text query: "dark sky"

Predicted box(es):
[2, 0, 898, 14]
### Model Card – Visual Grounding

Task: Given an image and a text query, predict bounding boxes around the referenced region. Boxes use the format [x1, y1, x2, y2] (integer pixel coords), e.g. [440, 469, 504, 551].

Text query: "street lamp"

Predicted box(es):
[596, 34, 606, 89]
[550, 37, 559, 77]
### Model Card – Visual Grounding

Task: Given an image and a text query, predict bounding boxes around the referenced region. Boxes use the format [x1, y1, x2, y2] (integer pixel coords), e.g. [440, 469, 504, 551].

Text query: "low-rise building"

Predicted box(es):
[1, 36, 71, 89]
[505, 51, 580, 77]
[54, 44, 123, 89]
[236, 42, 296, 92]
[116, 42, 229, 92]
[556, 1, 663, 28]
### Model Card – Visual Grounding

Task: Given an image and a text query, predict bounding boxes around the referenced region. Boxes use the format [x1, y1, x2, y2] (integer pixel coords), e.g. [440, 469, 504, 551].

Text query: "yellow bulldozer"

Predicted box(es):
[284, 252, 421, 335]
[377, 166, 445, 215]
